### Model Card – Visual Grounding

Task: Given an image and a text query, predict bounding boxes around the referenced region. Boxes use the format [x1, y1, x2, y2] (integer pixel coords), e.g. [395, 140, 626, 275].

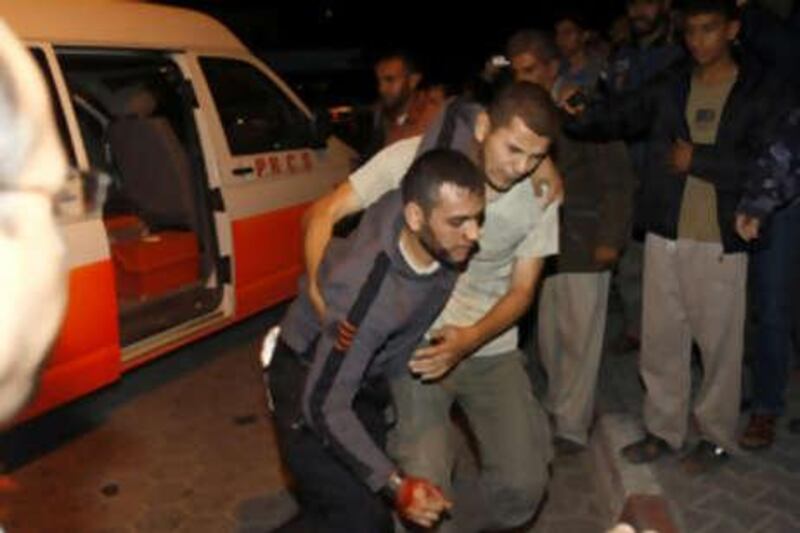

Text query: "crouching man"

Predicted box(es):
[265, 149, 485, 531]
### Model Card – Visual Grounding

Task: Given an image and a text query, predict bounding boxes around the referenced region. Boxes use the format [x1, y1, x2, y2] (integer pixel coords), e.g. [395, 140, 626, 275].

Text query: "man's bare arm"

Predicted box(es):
[302, 181, 363, 319]
[409, 256, 544, 380]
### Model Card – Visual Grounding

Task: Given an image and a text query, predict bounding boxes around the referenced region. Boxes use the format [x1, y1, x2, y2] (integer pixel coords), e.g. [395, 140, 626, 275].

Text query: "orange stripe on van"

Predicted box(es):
[17, 260, 121, 421]
[232, 202, 310, 319]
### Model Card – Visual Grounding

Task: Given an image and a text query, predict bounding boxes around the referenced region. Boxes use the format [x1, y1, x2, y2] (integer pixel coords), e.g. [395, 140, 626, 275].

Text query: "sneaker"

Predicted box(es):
[680, 440, 729, 475]
[554, 436, 586, 456]
[621, 433, 672, 464]
[738, 414, 776, 450]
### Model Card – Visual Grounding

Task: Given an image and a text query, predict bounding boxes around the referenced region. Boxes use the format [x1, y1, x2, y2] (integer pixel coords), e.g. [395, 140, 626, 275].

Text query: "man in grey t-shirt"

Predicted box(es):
[304, 83, 562, 531]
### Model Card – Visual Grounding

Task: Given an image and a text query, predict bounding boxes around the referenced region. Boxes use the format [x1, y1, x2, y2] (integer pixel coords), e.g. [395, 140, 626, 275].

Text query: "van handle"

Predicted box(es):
[232, 166, 254, 176]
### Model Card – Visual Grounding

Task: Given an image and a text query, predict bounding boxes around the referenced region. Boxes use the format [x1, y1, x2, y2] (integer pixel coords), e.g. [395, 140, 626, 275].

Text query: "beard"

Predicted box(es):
[631, 12, 668, 39]
[417, 224, 476, 271]
[382, 89, 412, 118]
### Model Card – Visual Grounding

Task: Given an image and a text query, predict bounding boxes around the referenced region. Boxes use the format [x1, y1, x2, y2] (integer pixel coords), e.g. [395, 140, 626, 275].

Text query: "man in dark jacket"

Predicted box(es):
[604, 0, 685, 352]
[736, 107, 800, 449]
[267, 150, 485, 531]
[606, 0, 684, 96]
[506, 29, 635, 454]
[737, 108, 800, 227]
[359, 52, 442, 163]
[537, 132, 635, 454]
[566, 0, 790, 472]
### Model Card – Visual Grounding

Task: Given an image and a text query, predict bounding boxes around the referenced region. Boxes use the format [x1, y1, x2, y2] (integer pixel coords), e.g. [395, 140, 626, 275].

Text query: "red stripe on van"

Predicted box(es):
[232, 202, 310, 319]
[17, 260, 121, 421]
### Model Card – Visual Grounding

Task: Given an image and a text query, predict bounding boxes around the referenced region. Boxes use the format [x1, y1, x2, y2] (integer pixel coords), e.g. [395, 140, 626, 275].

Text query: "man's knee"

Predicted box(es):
[489, 464, 549, 527]
[482, 432, 551, 528]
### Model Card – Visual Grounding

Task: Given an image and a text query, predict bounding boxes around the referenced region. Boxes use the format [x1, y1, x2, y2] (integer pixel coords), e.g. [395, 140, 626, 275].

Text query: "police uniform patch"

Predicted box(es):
[696, 108, 716, 124]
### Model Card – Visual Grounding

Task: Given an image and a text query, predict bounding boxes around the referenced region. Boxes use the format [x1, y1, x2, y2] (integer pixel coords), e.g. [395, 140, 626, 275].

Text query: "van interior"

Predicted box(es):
[58, 50, 224, 348]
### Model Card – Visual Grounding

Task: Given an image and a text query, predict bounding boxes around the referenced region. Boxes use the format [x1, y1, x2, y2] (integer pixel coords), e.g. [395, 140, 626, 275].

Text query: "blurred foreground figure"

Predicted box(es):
[0, 19, 68, 422]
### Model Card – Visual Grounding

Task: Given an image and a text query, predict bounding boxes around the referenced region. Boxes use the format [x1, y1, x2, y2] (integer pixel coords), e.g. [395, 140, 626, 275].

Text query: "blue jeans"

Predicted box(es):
[750, 200, 800, 415]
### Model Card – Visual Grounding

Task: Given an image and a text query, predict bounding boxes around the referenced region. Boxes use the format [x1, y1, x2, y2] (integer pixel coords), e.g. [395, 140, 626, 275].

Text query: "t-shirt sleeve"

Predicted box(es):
[515, 197, 560, 259]
[348, 136, 423, 207]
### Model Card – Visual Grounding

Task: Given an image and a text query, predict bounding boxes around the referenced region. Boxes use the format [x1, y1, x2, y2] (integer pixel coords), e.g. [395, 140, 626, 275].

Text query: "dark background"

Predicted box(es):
[157, 0, 628, 51]
[156, 0, 629, 92]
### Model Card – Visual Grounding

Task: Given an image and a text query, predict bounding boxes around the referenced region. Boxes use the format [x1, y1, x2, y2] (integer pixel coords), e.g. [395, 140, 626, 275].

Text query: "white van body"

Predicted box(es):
[0, 0, 355, 419]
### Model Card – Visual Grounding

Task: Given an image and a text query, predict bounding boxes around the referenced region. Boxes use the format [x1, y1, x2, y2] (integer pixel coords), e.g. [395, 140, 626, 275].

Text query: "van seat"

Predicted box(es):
[105, 85, 197, 231]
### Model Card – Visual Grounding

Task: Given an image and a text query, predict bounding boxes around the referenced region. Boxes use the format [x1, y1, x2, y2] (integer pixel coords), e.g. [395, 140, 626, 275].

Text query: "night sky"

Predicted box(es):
[150, 0, 641, 112]
[160, 1, 629, 48]
[158, 0, 628, 80]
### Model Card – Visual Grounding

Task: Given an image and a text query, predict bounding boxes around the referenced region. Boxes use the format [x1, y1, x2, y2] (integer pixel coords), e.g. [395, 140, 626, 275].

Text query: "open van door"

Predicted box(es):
[54, 48, 230, 363]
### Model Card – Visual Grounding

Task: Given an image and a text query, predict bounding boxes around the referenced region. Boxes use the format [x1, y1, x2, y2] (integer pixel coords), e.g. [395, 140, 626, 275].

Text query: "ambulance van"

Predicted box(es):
[0, 0, 355, 420]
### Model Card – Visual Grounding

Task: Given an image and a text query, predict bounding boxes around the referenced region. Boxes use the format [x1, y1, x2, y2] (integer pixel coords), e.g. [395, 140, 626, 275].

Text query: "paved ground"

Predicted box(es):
[0, 307, 296, 533]
[596, 320, 800, 533]
[528, 450, 607, 533]
[0, 304, 612, 533]
[3, 298, 799, 532]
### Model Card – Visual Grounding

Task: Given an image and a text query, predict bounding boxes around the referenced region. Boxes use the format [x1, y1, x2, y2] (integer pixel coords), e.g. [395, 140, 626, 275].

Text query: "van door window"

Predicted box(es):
[29, 48, 76, 166]
[199, 57, 313, 155]
[57, 50, 223, 347]
[28, 47, 88, 218]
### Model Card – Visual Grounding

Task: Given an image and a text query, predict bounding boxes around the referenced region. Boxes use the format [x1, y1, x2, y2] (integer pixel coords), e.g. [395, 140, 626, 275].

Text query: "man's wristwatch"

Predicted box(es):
[382, 470, 405, 502]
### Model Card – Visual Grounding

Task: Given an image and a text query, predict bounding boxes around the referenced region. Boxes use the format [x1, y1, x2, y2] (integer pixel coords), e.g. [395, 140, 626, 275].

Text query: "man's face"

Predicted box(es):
[479, 115, 551, 192]
[416, 183, 484, 267]
[375, 58, 418, 114]
[510, 52, 559, 91]
[0, 21, 69, 422]
[684, 12, 739, 66]
[555, 20, 586, 59]
[627, 0, 667, 37]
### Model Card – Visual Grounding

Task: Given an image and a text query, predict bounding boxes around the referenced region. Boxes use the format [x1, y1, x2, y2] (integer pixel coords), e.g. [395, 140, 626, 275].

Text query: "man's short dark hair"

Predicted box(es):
[401, 149, 484, 213]
[488, 82, 561, 141]
[554, 10, 591, 31]
[375, 50, 419, 74]
[506, 30, 560, 64]
[683, 0, 739, 19]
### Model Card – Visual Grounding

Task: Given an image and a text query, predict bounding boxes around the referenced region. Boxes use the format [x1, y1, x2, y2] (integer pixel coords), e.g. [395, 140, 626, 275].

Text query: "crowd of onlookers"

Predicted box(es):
[359, 0, 800, 463]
